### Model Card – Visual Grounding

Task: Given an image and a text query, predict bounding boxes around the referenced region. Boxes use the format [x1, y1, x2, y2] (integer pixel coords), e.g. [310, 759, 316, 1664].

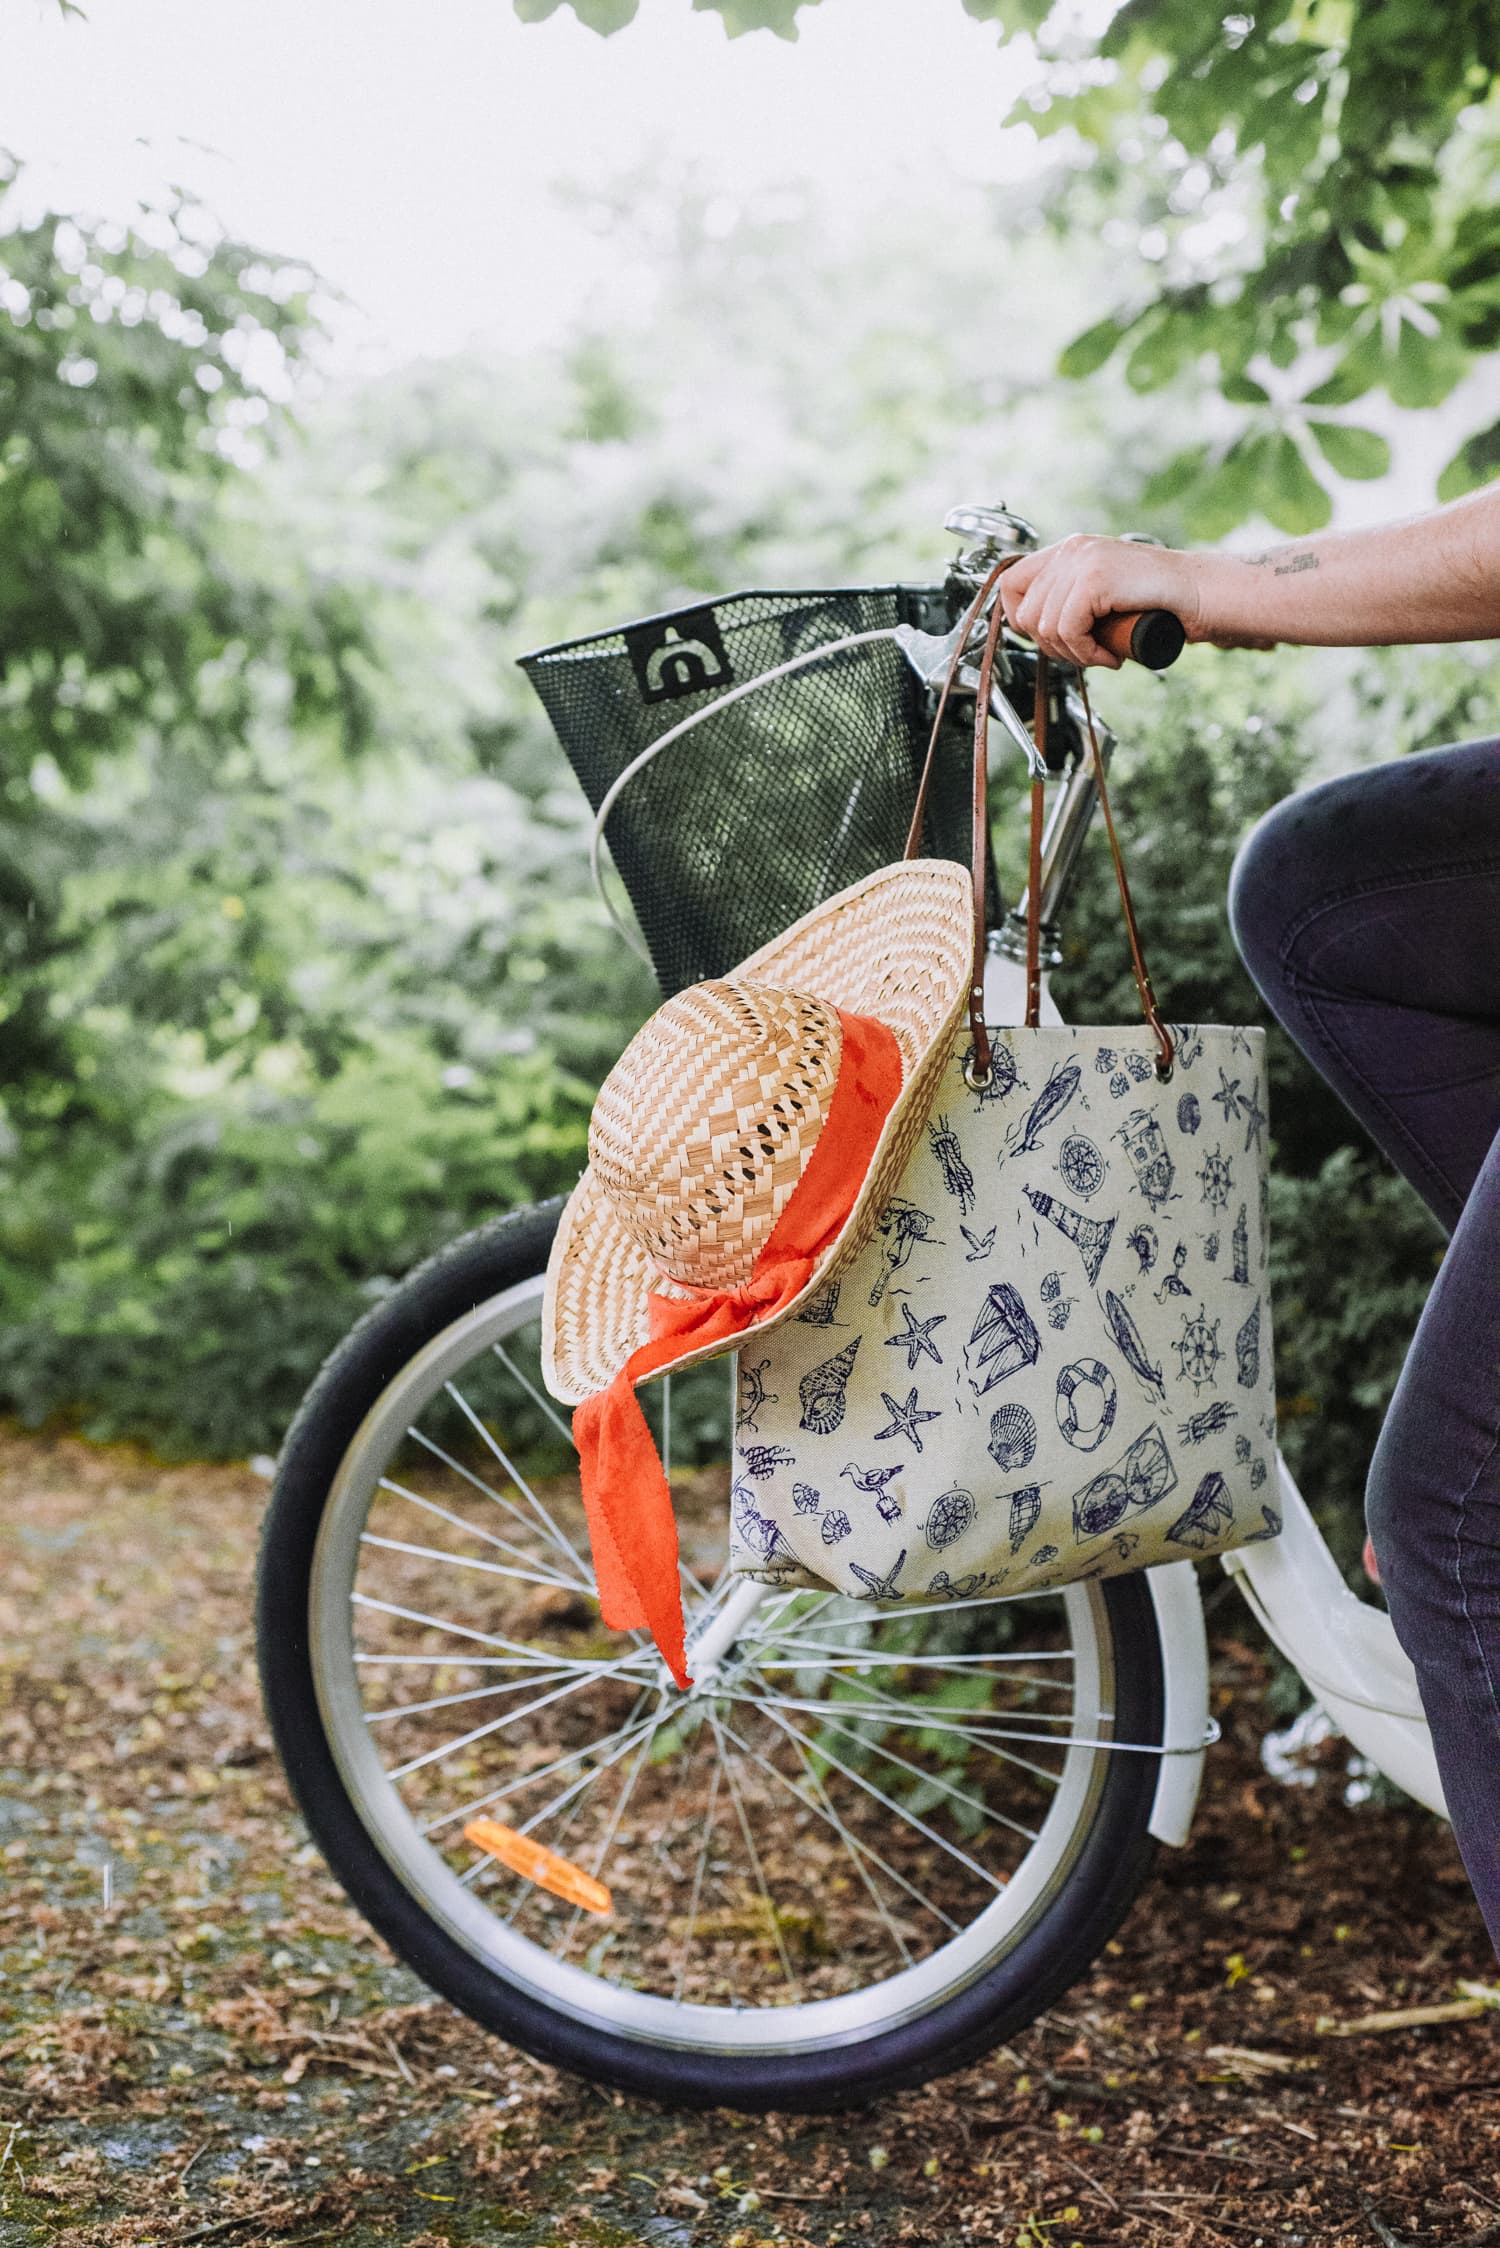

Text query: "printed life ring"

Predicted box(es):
[1055, 1357, 1119, 1452]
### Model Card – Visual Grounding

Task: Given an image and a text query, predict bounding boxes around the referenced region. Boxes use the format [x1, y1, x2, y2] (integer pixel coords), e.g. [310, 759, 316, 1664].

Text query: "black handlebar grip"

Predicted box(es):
[1095, 609, 1186, 671]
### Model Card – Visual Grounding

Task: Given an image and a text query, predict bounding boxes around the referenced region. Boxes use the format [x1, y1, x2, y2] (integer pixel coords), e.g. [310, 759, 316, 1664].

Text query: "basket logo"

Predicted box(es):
[625, 608, 733, 704]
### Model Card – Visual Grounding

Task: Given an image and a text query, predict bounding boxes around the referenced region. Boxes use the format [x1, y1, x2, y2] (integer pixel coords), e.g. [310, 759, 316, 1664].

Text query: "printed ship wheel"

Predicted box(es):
[257, 1200, 1169, 2113]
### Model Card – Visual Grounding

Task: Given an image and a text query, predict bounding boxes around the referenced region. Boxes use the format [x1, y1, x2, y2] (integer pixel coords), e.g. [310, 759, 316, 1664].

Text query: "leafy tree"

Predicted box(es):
[3, 143, 1491, 1565]
[524, 0, 1500, 530]
[0, 157, 369, 1134]
[0, 162, 653, 1451]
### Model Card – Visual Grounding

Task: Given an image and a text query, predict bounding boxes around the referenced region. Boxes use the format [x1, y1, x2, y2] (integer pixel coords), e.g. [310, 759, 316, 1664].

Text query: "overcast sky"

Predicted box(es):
[6, 0, 1473, 522]
[5, 0, 1039, 368]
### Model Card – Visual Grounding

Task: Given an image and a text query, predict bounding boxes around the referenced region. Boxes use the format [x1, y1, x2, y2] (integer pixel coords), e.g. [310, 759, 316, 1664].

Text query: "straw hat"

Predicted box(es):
[542, 858, 975, 1405]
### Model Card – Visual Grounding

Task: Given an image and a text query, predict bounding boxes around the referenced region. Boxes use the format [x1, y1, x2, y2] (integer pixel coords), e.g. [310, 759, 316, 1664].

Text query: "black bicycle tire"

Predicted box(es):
[256, 1199, 1166, 2113]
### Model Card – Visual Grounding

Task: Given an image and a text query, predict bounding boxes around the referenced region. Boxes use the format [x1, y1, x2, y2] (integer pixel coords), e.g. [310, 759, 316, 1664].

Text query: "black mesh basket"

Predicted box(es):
[519, 585, 997, 998]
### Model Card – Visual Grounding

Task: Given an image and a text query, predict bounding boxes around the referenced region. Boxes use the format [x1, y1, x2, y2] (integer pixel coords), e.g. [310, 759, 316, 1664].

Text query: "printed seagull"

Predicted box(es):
[960, 1223, 996, 1260]
[873, 1387, 941, 1453]
[884, 1302, 946, 1370]
[841, 1461, 904, 1499]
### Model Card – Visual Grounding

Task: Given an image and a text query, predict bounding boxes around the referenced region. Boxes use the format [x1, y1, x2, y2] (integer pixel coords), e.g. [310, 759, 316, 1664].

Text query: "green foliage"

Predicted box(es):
[513, 0, 640, 31]
[1027, 1, 1500, 527]
[0, 162, 661, 1454]
[1438, 415, 1500, 501]
[540, 0, 1500, 528]
[0, 143, 1488, 1590]
[691, 0, 813, 33]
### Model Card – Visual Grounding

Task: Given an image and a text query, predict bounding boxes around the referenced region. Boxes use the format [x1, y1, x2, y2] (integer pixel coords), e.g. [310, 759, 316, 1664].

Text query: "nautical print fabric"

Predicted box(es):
[727, 1022, 1281, 1601]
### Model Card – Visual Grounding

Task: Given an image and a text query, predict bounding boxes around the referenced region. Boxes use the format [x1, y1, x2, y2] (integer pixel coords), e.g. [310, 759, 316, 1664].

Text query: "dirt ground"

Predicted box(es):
[2, 1427, 1498, 2248]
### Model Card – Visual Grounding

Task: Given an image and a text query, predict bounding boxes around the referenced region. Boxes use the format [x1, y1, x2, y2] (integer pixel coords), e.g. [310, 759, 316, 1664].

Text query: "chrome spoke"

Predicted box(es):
[555, 1723, 660, 1966]
[717, 1712, 954, 1942]
[709, 1706, 803, 2002]
[800, 1591, 1054, 1625]
[440, 1707, 665, 1848]
[513, 1711, 665, 1846]
[462, 1717, 665, 1900]
[742, 1682, 1093, 1761]
[390, 1655, 646, 1784]
[491, 1340, 578, 1451]
[361, 1528, 583, 1597]
[364, 1666, 586, 1725]
[353, 1589, 579, 1662]
[376, 1474, 588, 1591]
[671, 1759, 723, 2005]
[491, 1683, 664, 1923]
[356, 1651, 599, 1671]
[442, 1382, 588, 1580]
[311, 1260, 1134, 2048]
[408, 1423, 591, 1592]
[751, 1642, 1076, 1674]
[757, 1704, 1008, 1890]
[748, 1695, 1048, 1835]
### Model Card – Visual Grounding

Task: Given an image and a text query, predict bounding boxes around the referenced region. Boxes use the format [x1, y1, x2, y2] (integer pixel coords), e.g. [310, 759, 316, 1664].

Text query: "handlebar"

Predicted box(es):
[1095, 609, 1186, 671]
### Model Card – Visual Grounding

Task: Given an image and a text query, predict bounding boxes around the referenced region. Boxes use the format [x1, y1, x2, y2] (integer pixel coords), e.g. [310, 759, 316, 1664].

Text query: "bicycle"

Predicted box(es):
[256, 504, 1443, 2113]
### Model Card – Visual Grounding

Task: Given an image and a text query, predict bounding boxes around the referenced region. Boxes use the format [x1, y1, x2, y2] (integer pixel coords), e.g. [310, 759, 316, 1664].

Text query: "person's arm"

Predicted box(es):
[997, 484, 1500, 669]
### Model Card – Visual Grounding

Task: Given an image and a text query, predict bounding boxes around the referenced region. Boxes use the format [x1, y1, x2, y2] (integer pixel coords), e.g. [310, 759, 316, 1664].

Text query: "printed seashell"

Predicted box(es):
[798, 1337, 861, 1435]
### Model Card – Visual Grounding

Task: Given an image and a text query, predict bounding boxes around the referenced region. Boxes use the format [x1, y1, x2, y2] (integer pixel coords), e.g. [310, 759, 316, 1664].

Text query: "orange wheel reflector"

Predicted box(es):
[462, 1817, 612, 1917]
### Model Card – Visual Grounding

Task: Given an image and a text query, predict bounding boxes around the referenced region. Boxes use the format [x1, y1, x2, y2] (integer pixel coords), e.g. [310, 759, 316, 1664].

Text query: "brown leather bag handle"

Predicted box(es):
[1079, 675, 1175, 1078]
[903, 558, 1012, 1085]
[905, 562, 1174, 1083]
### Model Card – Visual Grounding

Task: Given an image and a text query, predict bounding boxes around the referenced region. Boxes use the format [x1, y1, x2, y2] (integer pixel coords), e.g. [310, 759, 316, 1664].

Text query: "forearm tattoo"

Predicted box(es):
[1242, 548, 1319, 576]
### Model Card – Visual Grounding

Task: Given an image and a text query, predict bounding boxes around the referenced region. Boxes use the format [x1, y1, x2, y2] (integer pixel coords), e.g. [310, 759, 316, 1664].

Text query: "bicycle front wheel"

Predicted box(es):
[257, 1200, 1168, 2112]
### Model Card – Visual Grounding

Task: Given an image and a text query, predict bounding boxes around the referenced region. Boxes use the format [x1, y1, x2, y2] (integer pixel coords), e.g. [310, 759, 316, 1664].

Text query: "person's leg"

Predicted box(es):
[1228, 737, 1500, 1234]
[1228, 736, 1500, 1950]
[1364, 1134, 1500, 1938]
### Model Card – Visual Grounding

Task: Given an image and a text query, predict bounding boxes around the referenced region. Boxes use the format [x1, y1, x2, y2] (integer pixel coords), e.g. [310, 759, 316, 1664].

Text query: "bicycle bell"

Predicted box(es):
[891, 501, 1038, 702]
[943, 502, 1041, 602]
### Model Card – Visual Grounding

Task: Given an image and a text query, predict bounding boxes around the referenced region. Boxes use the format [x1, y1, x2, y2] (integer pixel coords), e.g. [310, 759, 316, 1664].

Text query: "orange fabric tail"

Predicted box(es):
[572, 1008, 903, 1687]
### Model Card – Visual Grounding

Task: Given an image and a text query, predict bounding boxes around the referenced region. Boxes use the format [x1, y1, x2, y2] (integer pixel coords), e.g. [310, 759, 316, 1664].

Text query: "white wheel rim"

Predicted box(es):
[308, 1271, 1140, 2057]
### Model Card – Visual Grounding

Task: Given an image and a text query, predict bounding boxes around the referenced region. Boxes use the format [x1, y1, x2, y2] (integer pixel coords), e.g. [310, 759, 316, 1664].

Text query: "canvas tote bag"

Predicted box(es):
[728, 573, 1282, 1604]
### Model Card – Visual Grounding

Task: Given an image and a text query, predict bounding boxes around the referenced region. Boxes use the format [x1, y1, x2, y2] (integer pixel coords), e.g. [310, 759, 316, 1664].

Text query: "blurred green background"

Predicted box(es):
[2, 0, 1497, 1574]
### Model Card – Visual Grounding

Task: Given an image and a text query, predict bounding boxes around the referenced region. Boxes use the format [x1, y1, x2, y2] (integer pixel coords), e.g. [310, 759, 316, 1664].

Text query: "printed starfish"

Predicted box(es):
[884, 1302, 946, 1370]
[873, 1387, 941, 1454]
[960, 1224, 996, 1261]
[849, 1548, 907, 1600]
[1212, 1068, 1242, 1124]
[1238, 1080, 1267, 1152]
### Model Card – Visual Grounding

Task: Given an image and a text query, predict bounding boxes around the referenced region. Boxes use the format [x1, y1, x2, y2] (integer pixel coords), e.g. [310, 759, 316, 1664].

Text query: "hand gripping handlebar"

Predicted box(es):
[1095, 608, 1186, 670]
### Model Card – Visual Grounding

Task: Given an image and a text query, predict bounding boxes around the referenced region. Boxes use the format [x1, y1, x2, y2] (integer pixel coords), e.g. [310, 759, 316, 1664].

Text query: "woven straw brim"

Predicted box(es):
[542, 858, 975, 1406]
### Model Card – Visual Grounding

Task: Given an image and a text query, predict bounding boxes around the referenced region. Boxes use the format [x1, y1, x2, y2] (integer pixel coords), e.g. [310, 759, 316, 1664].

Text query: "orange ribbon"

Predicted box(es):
[572, 1008, 904, 1687]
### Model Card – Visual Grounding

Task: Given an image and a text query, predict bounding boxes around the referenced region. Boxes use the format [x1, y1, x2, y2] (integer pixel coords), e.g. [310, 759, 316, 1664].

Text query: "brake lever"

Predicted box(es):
[892, 618, 1058, 781]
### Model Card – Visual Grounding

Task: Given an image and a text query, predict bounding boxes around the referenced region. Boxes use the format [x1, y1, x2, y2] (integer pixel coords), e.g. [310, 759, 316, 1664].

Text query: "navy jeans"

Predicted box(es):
[1228, 737, 1500, 1954]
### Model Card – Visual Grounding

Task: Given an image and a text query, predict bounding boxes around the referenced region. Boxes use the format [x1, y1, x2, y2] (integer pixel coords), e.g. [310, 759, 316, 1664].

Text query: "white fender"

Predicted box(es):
[1143, 1557, 1211, 1846]
[1223, 1454, 1446, 1818]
